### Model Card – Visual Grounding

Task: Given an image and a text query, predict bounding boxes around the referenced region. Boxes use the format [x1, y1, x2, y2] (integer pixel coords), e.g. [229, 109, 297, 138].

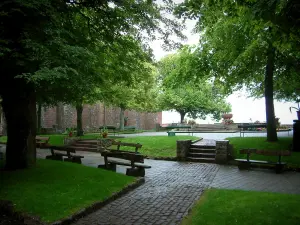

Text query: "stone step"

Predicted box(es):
[188, 152, 215, 158]
[190, 145, 216, 149]
[186, 157, 215, 163]
[189, 148, 216, 153]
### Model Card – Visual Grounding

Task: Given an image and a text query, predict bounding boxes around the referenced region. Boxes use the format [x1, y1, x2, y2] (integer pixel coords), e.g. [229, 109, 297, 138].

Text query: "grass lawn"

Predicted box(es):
[0, 134, 199, 158]
[110, 136, 199, 158]
[0, 159, 135, 223]
[0, 133, 119, 146]
[182, 189, 300, 225]
[227, 137, 300, 166]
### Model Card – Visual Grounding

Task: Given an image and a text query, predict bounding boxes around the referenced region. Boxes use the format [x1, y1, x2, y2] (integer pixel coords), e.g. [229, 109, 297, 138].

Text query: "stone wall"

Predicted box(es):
[41, 103, 161, 131]
[215, 140, 229, 164]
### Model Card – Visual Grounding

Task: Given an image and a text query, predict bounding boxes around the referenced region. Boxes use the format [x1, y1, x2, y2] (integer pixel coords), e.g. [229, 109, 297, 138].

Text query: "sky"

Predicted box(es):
[150, 9, 298, 125]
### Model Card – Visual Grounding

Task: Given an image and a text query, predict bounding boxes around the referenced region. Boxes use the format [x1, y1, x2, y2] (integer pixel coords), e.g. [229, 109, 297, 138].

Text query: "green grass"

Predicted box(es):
[227, 137, 300, 166]
[0, 130, 144, 146]
[0, 136, 7, 143]
[0, 134, 199, 158]
[110, 136, 199, 158]
[0, 134, 118, 146]
[0, 159, 134, 222]
[182, 189, 300, 225]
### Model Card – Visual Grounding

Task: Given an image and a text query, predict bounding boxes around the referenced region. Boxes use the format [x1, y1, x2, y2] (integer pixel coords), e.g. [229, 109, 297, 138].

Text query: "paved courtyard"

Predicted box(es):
[1, 135, 299, 225]
[55, 149, 299, 225]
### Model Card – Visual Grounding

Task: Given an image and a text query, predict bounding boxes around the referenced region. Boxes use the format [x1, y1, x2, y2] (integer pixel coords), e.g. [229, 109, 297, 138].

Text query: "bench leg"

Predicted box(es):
[126, 168, 145, 177]
[98, 163, 116, 171]
[275, 164, 285, 174]
[238, 162, 250, 170]
[45, 155, 63, 161]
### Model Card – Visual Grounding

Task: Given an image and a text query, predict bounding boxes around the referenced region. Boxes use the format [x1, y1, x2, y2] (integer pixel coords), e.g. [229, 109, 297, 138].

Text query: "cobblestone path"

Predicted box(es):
[73, 161, 219, 225]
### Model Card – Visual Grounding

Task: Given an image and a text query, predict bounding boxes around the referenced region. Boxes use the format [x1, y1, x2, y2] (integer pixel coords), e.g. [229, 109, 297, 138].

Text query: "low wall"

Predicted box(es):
[176, 139, 230, 164]
[176, 140, 192, 161]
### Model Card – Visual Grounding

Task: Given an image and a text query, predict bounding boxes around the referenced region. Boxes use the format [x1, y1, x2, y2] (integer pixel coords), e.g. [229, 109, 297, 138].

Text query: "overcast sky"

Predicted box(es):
[151, 9, 298, 125]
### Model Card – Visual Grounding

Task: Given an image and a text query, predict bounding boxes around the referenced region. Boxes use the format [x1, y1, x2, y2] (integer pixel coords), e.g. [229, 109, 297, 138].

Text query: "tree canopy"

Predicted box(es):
[102, 62, 159, 130]
[175, 0, 300, 141]
[158, 47, 231, 123]
[0, 0, 184, 169]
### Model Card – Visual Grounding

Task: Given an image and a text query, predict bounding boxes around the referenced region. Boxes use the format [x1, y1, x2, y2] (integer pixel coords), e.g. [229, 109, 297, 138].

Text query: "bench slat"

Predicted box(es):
[50, 146, 76, 153]
[255, 150, 291, 156]
[239, 149, 291, 156]
[239, 149, 257, 154]
[235, 159, 287, 165]
[107, 159, 151, 169]
[102, 151, 144, 163]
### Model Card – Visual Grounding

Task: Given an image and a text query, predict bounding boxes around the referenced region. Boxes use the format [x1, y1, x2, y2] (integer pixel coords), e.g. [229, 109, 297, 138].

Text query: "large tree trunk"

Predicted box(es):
[2, 116, 7, 136]
[119, 107, 125, 131]
[37, 102, 42, 134]
[76, 104, 84, 136]
[179, 111, 186, 124]
[2, 89, 37, 170]
[135, 112, 141, 130]
[56, 103, 64, 131]
[265, 45, 278, 142]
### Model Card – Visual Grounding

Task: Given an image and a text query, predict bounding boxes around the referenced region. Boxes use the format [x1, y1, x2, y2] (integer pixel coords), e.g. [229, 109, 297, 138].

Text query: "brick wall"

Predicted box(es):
[42, 107, 57, 128]
[40, 103, 160, 131]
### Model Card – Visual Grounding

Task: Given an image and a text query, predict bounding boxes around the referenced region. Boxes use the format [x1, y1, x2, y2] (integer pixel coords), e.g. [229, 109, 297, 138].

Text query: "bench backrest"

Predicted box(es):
[240, 149, 291, 156]
[109, 140, 142, 153]
[124, 126, 136, 130]
[99, 126, 116, 130]
[36, 136, 50, 142]
[50, 146, 76, 155]
[255, 150, 291, 156]
[239, 149, 257, 154]
[240, 148, 291, 162]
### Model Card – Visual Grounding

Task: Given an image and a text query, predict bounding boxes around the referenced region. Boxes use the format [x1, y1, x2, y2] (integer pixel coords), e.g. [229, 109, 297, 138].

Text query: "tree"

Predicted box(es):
[0, 0, 183, 169]
[158, 48, 231, 123]
[103, 63, 159, 130]
[159, 84, 231, 123]
[176, 0, 300, 141]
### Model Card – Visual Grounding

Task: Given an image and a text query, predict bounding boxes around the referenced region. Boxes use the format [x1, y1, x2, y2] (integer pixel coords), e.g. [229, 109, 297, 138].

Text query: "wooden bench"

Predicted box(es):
[238, 124, 267, 137]
[98, 140, 151, 177]
[167, 130, 236, 136]
[45, 146, 84, 164]
[36, 136, 50, 148]
[108, 140, 142, 152]
[235, 149, 291, 173]
[124, 126, 136, 132]
[99, 125, 117, 136]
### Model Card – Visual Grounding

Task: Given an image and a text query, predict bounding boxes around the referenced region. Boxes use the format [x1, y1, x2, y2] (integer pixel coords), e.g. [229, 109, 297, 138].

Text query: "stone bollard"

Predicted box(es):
[215, 140, 229, 164]
[176, 140, 192, 161]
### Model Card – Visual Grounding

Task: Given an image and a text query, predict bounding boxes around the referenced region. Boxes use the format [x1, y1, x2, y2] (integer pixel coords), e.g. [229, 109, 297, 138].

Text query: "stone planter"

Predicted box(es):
[222, 113, 233, 120]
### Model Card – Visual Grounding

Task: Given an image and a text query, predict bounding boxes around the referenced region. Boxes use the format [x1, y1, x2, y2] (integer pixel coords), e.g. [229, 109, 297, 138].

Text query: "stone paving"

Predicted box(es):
[1, 143, 300, 225]
[192, 138, 216, 147]
[211, 165, 300, 194]
[70, 152, 300, 225]
[73, 161, 219, 225]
